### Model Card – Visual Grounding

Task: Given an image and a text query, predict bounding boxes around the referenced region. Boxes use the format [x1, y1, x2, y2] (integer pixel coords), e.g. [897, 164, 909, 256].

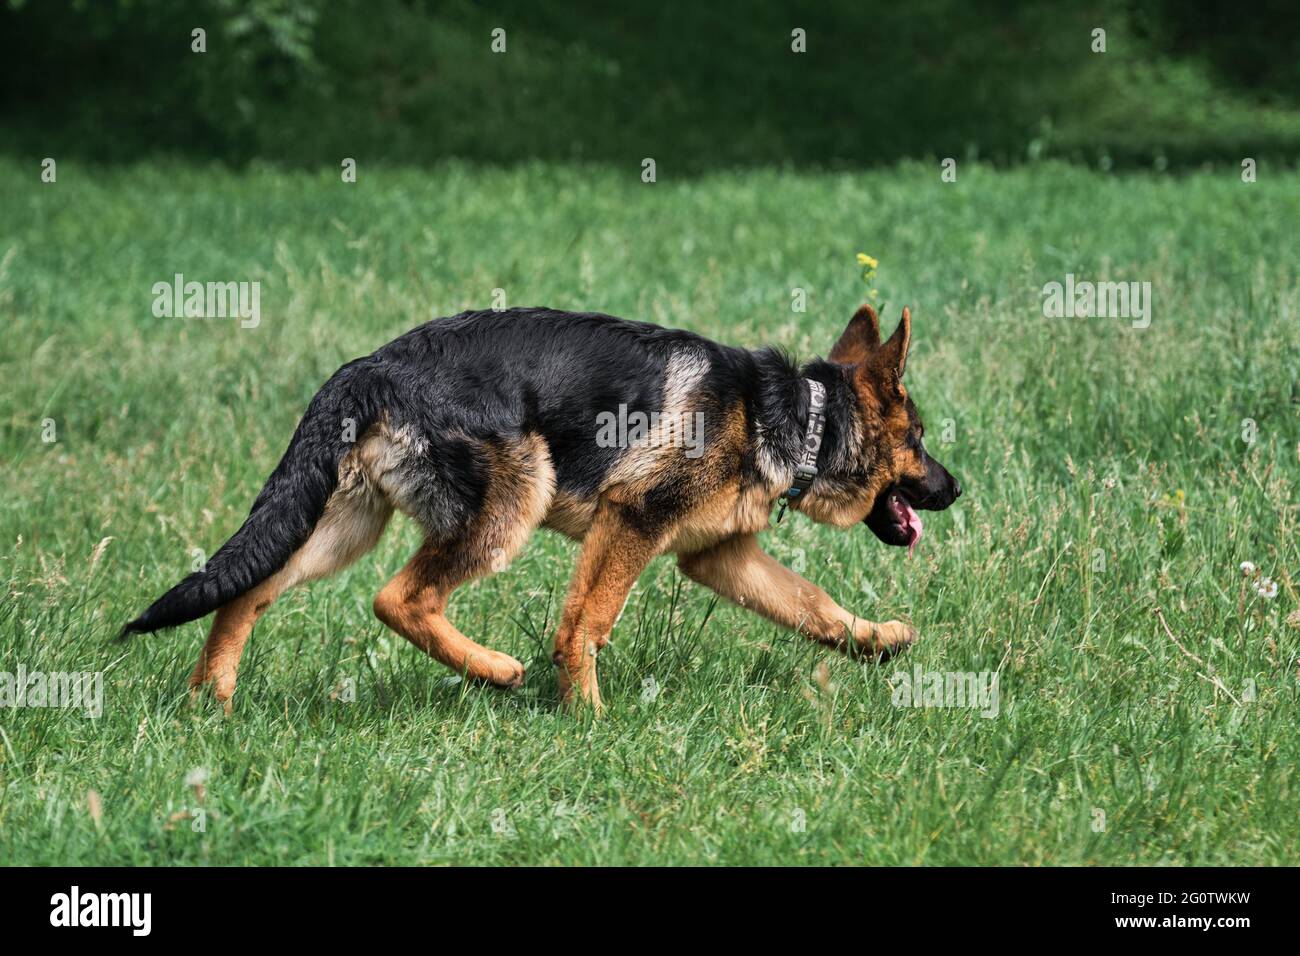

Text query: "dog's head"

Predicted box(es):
[817, 304, 961, 549]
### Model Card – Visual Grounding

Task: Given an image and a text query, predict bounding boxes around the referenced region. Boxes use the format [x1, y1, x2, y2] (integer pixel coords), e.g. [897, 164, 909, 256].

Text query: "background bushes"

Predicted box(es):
[2, 0, 1299, 170]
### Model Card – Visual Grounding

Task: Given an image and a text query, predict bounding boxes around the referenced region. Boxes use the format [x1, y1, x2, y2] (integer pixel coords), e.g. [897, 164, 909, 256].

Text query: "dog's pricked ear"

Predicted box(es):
[829, 304, 882, 365]
[876, 306, 912, 380]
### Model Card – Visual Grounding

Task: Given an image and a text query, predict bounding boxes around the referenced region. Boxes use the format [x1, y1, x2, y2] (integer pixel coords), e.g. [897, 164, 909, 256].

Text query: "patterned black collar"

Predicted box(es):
[777, 378, 826, 521]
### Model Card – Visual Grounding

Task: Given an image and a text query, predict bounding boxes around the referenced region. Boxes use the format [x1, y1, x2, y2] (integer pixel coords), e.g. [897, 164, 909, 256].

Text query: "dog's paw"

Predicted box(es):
[857, 619, 917, 660]
[483, 653, 526, 690]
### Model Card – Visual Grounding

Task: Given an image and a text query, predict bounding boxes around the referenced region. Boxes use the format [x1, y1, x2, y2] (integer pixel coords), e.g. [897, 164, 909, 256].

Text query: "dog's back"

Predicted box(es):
[123, 308, 763, 636]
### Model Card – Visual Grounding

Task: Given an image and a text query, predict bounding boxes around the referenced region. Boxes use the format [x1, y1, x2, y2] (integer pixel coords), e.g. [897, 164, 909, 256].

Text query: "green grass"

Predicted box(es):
[0, 158, 1297, 865]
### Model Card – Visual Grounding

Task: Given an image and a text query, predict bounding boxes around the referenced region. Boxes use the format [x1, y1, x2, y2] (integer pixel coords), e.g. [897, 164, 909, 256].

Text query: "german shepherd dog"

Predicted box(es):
[123, 304, 960, 712]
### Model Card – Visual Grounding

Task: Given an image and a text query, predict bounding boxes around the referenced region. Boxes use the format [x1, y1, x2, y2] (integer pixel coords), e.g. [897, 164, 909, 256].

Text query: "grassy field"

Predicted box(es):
[0, 158, 1296, 865]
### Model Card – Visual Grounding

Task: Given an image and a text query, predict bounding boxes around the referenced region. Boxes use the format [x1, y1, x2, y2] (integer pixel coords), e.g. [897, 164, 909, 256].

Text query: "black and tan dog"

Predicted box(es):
[124, 305, 960, 712]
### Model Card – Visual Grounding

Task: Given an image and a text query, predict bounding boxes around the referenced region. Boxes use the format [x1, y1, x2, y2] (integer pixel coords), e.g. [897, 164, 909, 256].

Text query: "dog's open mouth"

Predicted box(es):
[891, 492, 924, 554]
[865, 487, 924, 555]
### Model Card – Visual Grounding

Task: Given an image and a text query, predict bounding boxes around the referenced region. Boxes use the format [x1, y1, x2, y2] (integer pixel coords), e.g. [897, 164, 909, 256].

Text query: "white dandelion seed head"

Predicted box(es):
[185, 767, 210, 787]
[1256, 579, 1278, 600]
[1239, 561, 1257, 577]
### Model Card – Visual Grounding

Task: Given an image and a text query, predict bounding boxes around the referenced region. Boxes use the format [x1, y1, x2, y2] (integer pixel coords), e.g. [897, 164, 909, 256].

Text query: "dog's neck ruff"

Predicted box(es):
[777, 378, 827, 521]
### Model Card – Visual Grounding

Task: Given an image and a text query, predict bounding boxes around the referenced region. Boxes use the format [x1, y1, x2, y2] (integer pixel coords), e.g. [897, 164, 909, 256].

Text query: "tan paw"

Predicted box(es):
[562, 685, 604, 716]
[188, 678, 236, 716]
[857, 619, 918, 659]
[188, 686, 236, 712]
[472, 650, 526, 690]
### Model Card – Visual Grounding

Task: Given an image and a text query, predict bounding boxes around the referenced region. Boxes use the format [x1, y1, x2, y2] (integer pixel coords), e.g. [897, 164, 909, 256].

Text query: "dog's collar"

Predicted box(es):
[777, 378, 827, 522]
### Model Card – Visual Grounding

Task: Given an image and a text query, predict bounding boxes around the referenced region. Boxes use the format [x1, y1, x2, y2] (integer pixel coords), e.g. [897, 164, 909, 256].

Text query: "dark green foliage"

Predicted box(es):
[3, 0, 1299, 169]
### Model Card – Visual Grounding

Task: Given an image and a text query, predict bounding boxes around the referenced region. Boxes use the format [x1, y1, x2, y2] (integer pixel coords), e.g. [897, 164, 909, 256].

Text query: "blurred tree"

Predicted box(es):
[1135, 0, 1300, 101]
[1, 0, 1297, 168]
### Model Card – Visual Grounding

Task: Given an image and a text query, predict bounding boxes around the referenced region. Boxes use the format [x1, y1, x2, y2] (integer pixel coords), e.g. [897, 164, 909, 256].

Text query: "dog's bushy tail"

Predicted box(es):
[120, 359, 390, 637]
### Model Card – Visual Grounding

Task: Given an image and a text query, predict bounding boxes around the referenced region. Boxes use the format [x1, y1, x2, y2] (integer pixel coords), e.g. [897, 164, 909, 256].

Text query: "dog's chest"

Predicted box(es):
[662, 482, 775, 553]
[541, 490, 599, 541]
[541, 481, 775, 553]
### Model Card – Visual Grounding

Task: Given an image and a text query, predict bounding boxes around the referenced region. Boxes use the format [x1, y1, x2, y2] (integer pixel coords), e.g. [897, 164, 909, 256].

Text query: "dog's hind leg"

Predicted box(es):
[373, 545, 528, 688]
[373, 435, 554, 688]
[188, 576, 286, 712]
[190, 473, 393, 712]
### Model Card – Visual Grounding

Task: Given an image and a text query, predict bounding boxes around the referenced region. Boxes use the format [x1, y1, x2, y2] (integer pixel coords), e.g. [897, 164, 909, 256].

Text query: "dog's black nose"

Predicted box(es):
[953, 479, 962, 499]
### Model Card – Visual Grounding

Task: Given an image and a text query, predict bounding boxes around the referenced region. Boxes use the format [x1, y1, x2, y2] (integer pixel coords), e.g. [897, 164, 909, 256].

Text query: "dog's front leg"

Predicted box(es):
[553, 501, 661, 713]
[678, 533, 915, 657]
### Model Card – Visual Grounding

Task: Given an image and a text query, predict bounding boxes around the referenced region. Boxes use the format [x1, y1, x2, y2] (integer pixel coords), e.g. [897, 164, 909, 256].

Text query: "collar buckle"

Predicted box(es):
[786, 463, 818, 497]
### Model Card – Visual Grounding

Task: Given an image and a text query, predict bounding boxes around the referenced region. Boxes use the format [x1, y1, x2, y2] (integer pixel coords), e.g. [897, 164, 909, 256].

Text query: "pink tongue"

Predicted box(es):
[900, 499, 923, 556]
